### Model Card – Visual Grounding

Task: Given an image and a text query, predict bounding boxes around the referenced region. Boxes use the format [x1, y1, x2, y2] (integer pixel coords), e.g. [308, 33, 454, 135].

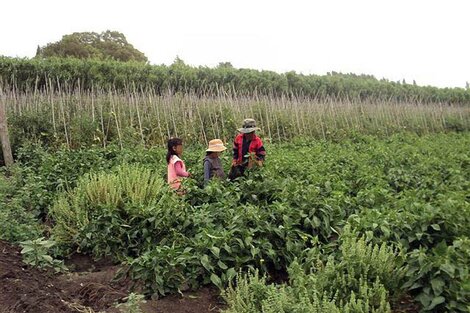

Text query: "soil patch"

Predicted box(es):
[0, 240, 225, 313]
[145, 287, 225, 313]
[0, 240, 76, 313]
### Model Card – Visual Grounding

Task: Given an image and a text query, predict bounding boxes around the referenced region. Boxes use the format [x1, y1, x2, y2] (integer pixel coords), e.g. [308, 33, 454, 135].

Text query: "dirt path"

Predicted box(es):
[0, 240, 225, 313]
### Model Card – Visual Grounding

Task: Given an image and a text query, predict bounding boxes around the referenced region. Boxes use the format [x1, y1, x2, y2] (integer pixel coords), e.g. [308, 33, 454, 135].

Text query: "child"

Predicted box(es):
[203, 139, 227, 185]
[167, 138, 190, 191]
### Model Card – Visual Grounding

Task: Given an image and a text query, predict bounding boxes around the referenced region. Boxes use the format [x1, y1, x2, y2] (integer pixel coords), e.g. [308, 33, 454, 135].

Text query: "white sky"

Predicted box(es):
[1, 0, 469, 88]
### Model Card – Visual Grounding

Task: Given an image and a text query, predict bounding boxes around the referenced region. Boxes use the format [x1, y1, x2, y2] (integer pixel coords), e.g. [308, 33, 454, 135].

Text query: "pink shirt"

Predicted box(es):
[174, 161, 190, 177]
[167, 155, 189, 190]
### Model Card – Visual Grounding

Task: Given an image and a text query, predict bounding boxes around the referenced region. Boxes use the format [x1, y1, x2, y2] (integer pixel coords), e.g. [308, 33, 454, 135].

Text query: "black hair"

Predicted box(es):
[166, 138, 183, 164]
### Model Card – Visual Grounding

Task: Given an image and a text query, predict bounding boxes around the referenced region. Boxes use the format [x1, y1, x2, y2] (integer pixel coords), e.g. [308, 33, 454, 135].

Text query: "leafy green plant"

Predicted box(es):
[3, 132, 467, 312]
[0, 167, 43, 242]
[404, 238, 470, 312]
[20, 237, 67, 272]
[115, 292, 147, 313]
[222, 230, 405, 313]
[49, 164, 181, 258]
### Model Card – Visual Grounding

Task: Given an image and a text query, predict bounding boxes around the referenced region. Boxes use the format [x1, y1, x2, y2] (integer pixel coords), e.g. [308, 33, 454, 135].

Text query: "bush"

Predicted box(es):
[404, 238, 470, 312]
[0, 167, 43, 242]
[222, 233, 405, 313]
[49, 164, 181, 258]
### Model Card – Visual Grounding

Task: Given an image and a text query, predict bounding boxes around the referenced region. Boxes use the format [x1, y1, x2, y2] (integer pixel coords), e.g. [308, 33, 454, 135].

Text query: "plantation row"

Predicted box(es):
[1, 133, 469, 312]
[2, 86, 469, 162]
[2, 56, 470, 104]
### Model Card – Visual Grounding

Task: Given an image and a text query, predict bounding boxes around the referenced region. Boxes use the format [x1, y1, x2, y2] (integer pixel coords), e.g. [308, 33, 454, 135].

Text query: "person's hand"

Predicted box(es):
[232, 159, 238, 166]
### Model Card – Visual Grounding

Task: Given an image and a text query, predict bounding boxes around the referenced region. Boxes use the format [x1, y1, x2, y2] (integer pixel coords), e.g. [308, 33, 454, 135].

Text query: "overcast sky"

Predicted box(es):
[2, 0, 469, 88]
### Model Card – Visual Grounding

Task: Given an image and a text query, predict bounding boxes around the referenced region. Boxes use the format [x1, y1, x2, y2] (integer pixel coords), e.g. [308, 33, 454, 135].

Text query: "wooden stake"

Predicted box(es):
[0, 89, 14, 166]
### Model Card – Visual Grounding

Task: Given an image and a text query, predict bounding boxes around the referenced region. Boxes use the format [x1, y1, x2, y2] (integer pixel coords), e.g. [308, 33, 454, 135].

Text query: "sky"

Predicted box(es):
[1, 0, 469, 88]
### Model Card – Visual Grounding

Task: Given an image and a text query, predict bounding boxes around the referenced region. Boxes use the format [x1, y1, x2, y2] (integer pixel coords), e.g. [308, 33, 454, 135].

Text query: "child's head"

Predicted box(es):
[167, 137, 183, 163]
[206, 139, 227, 158]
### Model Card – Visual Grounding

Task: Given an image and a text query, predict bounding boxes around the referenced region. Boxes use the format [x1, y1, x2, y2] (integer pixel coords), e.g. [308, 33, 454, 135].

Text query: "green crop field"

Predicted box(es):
[1, 132, 469, 312]
[0, 58, 469, 312]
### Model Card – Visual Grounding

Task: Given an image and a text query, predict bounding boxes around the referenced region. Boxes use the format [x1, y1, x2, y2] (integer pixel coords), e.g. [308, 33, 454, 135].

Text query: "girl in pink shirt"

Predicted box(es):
[166, 138, 190, 191]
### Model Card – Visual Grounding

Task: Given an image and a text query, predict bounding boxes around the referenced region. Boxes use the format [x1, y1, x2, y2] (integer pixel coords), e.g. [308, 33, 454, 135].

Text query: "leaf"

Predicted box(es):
[210, 273, 222, 289]
[226, 268, 237, 281]
[200, 254, 213, 271]
[440, 263, 455, 277]
[425, 296, 445, 310]
[206, 233, 223, 239]
[217, 260, 228, 270]
[431, 278, 445, 295]
[380, 225, 390, 238]
[20, 246, 34, 254]
[41, 240, 55, 249]
[416, 293, 432, 307]
[223, 244, 232, 253]
[244, 236, 253, 246]
[210, 247, 220, 258]
[42, 255, 54, 263]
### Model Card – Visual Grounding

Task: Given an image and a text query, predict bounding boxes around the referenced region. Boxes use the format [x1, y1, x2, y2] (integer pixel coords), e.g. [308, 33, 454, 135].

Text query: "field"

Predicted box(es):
[1, 126, 469, 312]
[1, 60, 470, 313]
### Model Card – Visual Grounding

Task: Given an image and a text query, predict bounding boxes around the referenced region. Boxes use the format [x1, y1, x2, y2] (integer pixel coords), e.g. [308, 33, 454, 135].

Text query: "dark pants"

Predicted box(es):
[228, 165, 246, 180]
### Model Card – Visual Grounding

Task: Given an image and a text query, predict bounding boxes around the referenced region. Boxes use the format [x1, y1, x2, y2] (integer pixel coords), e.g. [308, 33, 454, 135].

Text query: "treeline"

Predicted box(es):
[1, 56, 469, 104]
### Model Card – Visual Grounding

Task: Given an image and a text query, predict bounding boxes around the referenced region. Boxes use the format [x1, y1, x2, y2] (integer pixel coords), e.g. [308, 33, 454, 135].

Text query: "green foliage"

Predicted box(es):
[11, 143, 122, 217]
[36, 31, 148, 62]
[404, 238, 470, 312]
[0, 166, 43, 242]
[49, 164, 180, 258]
[1, 68, 469, 149]
[20, 237, 67, 272]
[1, 132, 467, 313]
[115, 292, 147, 313]
[0, 201, 43, 242]
[1, 56, 470, 104]
[222, 233, 404, 313]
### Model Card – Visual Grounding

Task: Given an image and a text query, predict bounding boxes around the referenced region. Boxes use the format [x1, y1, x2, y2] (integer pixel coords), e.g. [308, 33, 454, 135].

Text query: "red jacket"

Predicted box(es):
[233, 133, 266, 165]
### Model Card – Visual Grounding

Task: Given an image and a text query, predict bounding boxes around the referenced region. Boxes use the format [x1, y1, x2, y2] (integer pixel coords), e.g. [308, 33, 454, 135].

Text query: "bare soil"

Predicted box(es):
[0, 240, 225, 313]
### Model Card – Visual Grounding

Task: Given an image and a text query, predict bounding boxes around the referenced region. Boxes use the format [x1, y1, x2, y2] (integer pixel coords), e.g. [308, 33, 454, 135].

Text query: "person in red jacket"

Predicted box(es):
[229, 118, 266, 179]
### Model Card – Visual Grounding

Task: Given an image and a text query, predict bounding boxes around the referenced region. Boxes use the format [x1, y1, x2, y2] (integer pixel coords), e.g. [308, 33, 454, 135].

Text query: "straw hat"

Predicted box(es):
[237, 118, 261, 133]
[206, 139, 227, 152]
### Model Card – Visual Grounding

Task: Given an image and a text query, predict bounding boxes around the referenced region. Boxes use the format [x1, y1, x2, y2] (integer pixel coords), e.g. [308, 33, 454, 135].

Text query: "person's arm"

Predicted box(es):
[203, 160, 211, 184]
[255, 139, 266, 161]
[175, 161, 190, 177]
[256, 146, 266, 160]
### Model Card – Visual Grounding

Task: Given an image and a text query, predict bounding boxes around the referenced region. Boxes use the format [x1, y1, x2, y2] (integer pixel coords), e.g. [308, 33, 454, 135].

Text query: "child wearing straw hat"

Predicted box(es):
[203, 139, 227, 185]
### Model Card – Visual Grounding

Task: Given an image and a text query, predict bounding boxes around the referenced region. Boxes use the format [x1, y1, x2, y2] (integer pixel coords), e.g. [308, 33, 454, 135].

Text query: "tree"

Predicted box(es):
[36, 30, 148, 62]
[217, 62, 233, 68]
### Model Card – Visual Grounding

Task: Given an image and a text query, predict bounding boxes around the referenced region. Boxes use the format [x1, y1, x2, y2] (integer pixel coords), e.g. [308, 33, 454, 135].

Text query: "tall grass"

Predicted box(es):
[3, 82, 469, 148]
[49, 164, 172, 245]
